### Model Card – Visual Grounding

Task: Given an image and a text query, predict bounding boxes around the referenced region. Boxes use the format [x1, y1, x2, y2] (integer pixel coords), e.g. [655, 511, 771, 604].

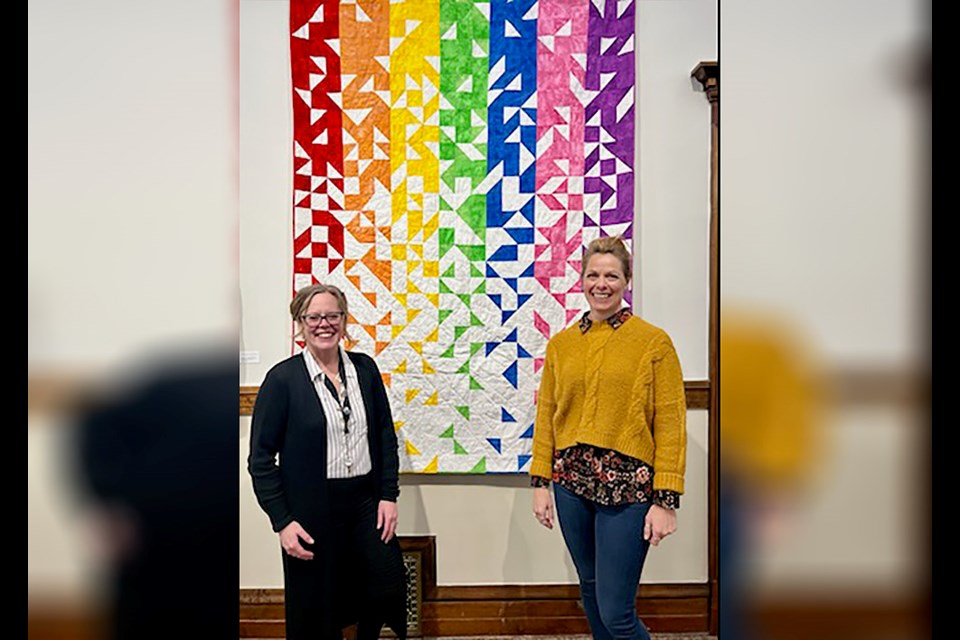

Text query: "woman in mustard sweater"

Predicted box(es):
[530, 236, 687, 640]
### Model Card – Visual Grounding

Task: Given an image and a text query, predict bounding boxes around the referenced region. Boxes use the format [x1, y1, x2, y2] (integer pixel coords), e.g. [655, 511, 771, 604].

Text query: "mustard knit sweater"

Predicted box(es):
[530, 315, 688, 494]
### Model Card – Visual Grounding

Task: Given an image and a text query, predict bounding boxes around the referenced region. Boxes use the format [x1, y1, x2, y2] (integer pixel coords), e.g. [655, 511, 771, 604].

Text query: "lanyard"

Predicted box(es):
[321, 355, 352, 434]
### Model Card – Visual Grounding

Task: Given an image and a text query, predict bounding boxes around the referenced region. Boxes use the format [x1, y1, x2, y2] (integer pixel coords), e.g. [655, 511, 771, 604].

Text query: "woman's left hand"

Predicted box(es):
[377, 500, 399, 543]
[643, 504, 677, 546]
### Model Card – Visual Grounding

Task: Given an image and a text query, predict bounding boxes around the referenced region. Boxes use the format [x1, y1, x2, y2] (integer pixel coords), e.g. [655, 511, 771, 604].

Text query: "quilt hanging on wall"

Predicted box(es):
[290, 0, 635, 473]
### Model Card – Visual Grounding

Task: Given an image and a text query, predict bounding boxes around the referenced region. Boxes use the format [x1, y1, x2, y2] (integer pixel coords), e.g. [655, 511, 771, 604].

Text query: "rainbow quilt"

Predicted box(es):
[289, 0, 635, 473]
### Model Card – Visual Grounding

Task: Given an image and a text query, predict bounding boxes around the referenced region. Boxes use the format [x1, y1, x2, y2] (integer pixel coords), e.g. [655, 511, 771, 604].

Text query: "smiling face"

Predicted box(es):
[300, 292, 345, 357]
[582, 252, 629, 321]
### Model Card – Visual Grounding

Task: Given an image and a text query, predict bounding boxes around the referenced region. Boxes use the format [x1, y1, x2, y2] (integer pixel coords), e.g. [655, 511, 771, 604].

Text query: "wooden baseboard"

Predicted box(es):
[747, 595, 932, 640]
[240, 585, 709, 637]
[29, 590, 930, 639]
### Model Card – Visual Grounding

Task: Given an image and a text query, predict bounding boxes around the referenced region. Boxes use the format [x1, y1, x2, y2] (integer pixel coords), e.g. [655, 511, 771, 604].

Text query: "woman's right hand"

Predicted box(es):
[279, 521, 315, 560]
[532, 487, 555, 530]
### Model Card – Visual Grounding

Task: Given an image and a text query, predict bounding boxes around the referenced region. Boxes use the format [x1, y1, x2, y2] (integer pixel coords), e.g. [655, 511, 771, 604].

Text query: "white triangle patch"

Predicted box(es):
[346, 108, 372, 126]
[292, 23, 309, 40]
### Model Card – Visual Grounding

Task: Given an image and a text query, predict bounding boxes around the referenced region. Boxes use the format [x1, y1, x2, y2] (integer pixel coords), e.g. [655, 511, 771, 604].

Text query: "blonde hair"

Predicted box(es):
[289, 283, 352, 342]
[581, 236, 632, 281]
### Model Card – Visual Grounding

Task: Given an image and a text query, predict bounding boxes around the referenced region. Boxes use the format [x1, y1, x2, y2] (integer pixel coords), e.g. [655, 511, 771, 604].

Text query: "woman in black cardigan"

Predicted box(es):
[248, 284, 407, 640]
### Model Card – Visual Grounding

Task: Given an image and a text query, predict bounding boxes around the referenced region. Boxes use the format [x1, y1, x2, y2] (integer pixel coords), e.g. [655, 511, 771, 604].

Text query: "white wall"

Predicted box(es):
[720, 0, 928, 597]
[28, 0, 236, 604]
[240, 411, 709, 586]
[636, 0, 716, 379]
[721, 0, 926, 368]
[28, 0, 236, 373]
[239, 0, 717, 587]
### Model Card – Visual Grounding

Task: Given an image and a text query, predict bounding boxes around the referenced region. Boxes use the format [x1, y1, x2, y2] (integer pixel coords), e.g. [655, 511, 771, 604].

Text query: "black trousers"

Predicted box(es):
[283, 474, 407, 640]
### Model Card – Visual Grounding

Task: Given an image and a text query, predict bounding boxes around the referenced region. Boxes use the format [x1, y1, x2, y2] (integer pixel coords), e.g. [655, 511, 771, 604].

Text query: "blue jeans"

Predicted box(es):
[554, 484, 653, 640]
[719, 485, 753, 640]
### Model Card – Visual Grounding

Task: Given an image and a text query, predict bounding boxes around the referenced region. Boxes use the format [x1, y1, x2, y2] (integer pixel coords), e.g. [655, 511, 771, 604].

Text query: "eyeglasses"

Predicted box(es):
[300, 312, 345, 328]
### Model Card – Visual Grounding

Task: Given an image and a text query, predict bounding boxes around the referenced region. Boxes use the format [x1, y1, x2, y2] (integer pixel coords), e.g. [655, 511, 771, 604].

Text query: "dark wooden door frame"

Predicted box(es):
[691, 60, 718, 636]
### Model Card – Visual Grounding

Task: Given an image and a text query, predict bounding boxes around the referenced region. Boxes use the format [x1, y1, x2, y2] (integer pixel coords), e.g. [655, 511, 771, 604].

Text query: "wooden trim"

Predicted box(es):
[420, 595, 708, 636]
[240, 584, 710, 638]
[692, 59, 719, 636]
[31, 593, 929, 640]
[240, 536, 711, 636]
[828, 367, 930, 407]
[31, 368, 928, 417]
[691, 61, 718, 106]
[684, 380, 711, 411]
[748, 595, 932, 640]
[432, 583, 709, 602]
[691, 61, 718, 88]
[28, 371, 100, 414]
[240, 381, 713, 416]
[239, 385, 259, 416]
[239, 583, 709, 606]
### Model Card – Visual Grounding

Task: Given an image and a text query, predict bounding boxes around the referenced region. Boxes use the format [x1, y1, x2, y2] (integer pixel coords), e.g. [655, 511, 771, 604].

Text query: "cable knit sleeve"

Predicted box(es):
[530, 338, 558, 481]
[650, 335, 687, 494]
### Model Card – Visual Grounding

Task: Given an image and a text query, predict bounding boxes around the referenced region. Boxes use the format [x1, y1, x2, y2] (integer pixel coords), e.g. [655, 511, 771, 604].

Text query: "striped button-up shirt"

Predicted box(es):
[302, 347, 373, 478]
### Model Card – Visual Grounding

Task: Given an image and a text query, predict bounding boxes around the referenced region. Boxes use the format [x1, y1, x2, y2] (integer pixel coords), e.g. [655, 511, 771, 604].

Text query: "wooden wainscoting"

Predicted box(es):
[240, 535, 710, 638]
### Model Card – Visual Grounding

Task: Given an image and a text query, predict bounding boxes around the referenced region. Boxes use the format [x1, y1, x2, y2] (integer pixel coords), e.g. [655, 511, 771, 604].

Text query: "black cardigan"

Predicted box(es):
[247, 350, 400, 536]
